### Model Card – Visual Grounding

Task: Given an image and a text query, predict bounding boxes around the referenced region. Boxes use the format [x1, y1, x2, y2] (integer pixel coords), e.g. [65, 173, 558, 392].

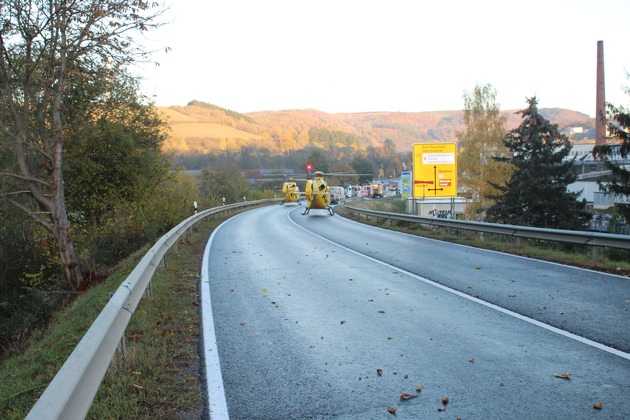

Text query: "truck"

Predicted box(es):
[329, 186, 345, 204]
[369, 183, 384, 199]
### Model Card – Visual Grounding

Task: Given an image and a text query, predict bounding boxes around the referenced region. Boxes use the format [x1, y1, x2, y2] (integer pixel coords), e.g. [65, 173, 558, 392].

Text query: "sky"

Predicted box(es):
[136, 0, 630, 116]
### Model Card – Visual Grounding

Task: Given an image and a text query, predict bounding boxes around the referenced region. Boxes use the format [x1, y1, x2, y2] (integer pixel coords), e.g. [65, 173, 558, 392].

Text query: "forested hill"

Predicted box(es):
[159, 100, 594, 154]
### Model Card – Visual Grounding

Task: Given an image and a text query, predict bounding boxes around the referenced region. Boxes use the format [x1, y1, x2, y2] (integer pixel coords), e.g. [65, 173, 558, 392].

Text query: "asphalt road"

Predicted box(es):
[206, 204, 630, 420]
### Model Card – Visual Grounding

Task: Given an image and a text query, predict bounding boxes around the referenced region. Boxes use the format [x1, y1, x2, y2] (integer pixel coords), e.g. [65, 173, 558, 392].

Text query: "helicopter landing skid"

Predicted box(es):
[328, 206, 335, 216]
[302, 207, 311, 216]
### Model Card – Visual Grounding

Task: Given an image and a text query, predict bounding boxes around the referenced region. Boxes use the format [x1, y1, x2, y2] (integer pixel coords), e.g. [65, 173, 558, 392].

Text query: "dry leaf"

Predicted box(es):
[441, 396, 449, 406]
[377, 368, 383, 376]
[400, 392, 418, 401]
[415, 384, 424, 392]
[593, 401, 604, 410]
[554, 372, 571, 380]
[340, 320, 346, 325]
[132, 384, 144, 390]
[387, 407, 397, 415]
[468, 358, 475, 364]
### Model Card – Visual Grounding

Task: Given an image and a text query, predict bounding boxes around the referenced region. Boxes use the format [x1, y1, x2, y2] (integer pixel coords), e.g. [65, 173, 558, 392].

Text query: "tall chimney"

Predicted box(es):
[595, 40, 605, 145]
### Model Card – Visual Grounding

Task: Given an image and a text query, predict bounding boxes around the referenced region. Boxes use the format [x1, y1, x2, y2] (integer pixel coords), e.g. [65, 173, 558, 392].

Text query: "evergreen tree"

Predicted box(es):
[487, 98, 591, 229]
[593, 101, 630, 223]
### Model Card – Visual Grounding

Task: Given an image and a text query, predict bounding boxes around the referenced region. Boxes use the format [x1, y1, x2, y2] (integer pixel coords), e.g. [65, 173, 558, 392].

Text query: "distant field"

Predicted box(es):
[169, 122, 260, 141]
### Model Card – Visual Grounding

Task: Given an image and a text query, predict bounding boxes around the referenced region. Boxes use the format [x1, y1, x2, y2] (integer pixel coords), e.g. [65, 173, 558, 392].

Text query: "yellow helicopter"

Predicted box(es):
[281, 179, 301, 205]
[303, 171, 334, 215]
[301, 170, 372, 216]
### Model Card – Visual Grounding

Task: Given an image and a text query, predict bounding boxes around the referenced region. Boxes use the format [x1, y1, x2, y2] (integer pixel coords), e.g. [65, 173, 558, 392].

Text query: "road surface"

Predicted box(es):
[204, 204, 630, 419]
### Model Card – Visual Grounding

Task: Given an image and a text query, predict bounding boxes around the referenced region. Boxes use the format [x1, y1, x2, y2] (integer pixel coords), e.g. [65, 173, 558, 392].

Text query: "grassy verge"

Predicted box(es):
[0, 213, 230, 419]
[337, 207, 630, 277]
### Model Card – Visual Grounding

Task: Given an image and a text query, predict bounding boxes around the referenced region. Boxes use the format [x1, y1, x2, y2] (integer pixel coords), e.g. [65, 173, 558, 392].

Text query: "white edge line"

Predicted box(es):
[337, 209, 630, 281]
[201, 217, 235, 420]
[287, 209, 630, 362]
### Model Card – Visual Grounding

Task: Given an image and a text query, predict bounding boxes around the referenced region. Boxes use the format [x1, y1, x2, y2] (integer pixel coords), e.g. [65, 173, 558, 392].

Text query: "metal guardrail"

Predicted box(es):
[343, 205, 630, 250]
[26, 199, 280, 420]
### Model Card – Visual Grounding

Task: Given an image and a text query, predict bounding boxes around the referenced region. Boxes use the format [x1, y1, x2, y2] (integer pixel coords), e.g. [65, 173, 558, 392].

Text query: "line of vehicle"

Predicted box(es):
[288, 209, 630, 362]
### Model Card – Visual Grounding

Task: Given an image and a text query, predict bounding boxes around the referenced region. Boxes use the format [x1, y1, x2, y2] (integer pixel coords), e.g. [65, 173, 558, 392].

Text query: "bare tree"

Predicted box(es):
[0, 1, 160, 288]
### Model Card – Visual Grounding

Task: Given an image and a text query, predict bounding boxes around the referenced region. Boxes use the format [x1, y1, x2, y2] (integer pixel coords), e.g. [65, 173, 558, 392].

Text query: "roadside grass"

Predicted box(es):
[0, 248, 146, 419]
[337, 207, 630, 277]
[0, 214, 228, 419]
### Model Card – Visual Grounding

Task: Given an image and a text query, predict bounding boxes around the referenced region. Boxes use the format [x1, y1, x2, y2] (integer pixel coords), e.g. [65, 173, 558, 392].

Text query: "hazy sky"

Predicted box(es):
[137, 0, 630, 116]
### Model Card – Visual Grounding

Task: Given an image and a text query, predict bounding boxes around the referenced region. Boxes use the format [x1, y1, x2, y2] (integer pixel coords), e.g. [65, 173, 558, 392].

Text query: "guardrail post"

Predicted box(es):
[146, 279, 153, 298]
[590, 246, 603, 261]
[116, 334, 128, 359]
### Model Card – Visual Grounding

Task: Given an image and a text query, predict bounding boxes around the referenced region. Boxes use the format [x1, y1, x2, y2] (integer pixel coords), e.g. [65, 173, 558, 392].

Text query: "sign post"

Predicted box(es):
[412, 143, 458, 216]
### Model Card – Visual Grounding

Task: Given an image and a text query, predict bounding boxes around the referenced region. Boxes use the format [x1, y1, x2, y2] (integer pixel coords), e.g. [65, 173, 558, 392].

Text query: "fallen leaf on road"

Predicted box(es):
[554, 372, 571, 380]
[593, 401, 604, 410]
[377, 368, 383, 376]
[475, 266, 481, 270]
[468, 358, 475, 364]
[400, 392, 417, 401]
[378, 310, 386, 314]
[441, 396, 449, 407]
[340, 320, 346, 325]
[387, 407, 397, 415]
[415, 384, 424, 392]
[239, 322, 246, 326]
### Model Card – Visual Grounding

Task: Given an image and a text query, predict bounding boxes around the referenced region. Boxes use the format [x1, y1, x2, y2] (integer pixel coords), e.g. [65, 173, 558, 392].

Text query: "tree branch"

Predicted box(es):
[7, 198, 53, 232]
[0, 171, 50, 187]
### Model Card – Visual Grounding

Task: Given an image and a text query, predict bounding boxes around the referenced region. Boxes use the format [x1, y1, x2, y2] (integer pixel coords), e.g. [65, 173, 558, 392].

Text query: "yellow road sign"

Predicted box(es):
[412, 143, 457, 198]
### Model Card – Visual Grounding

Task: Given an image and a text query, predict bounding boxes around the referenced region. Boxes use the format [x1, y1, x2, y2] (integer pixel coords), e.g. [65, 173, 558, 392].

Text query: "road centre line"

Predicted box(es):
[288, 209, 630, 362]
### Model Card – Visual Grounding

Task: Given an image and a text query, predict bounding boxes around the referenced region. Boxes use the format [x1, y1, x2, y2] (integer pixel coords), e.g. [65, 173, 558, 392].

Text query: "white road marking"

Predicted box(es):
[201, 217, 235, 420]
[288, 210, 630, 361]
[337, 210, 630, 280]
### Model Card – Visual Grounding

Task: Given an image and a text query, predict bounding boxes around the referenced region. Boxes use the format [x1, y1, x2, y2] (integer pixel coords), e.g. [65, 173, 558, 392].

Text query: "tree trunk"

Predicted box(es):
[52, 205, 83, 289]
[51, 119, 83, 289]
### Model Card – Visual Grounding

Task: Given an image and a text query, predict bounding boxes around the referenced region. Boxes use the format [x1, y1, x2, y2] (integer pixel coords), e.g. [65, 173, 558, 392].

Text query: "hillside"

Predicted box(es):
[159, 101, 594, 154]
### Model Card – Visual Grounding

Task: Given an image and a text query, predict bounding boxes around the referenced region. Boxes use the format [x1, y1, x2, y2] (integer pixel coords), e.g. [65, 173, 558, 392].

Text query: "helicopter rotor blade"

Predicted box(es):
[320, 172, 372, 177]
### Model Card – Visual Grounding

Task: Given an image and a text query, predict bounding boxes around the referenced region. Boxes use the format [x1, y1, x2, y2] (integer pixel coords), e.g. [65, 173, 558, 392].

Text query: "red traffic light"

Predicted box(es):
[306, 163, 313, 172]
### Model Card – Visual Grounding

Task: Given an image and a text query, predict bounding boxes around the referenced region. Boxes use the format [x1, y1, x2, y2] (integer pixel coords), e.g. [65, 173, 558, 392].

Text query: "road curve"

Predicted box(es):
[291, 208, 630, 352]
[206, 204, 630, 420]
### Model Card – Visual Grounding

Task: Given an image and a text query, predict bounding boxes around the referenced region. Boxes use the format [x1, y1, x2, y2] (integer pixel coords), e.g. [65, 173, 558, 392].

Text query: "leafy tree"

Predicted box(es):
[593, 100, 630, 222]
[0, 1, 161, 289]
[458, 85, 512, 220]
[351, 156, 374, 184]
[200, 166, 249, 205]
[65, 83, 169, 225]
[305, 148, 330, 173]
[487, 98, 591, 229]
